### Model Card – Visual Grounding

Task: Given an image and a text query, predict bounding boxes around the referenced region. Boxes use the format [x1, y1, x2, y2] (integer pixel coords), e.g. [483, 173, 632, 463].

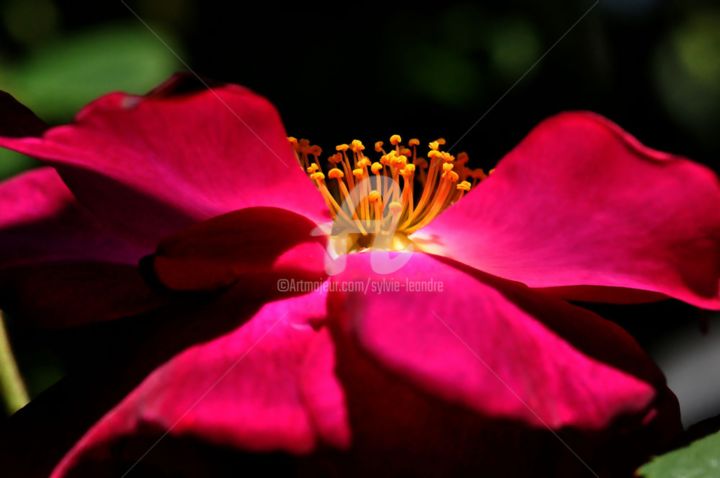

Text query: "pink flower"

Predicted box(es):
[1, 75, 719, 476]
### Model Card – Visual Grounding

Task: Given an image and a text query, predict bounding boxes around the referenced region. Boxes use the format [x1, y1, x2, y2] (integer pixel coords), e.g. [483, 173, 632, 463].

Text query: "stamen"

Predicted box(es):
[290, 135, 486, 251]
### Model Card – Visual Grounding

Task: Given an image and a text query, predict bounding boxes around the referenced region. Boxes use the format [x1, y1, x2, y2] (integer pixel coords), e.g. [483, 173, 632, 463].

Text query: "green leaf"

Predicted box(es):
[0, 23, 180, 121]
[639, 430, 720, 478]
[0, 150, 37, 180]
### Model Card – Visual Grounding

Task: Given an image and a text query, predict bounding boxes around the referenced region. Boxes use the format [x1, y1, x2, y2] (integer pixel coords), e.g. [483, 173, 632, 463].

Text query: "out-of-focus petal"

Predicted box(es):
[149, 207, 327, 293]
[0, 80, 328, 246]
[51, 289, 348, 477]
[0, 90, 47, 137]
[0, 168, 160, 325]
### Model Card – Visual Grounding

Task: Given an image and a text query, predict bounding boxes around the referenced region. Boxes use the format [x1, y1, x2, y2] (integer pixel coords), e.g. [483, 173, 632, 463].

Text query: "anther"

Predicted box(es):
[328, 168, 344, 179]
[457, 180, 471, 191]
[350, 140, 365, 152]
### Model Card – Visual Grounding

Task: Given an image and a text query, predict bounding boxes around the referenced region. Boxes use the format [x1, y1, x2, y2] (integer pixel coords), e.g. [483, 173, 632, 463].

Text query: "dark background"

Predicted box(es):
[0, 0, 719, 428]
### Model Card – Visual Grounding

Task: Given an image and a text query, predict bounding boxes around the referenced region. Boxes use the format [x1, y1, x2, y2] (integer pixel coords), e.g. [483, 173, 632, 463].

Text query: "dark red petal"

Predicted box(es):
[420, 112, 720, 309]
[320, 254, 679, 476]
[0, 262, 165, 327]
[0, 168, 160, 325]
[0, 90, 47, 137]
[51, 289, 349, 477]
[45, 252, 680, 477]
[329, 252, 670, 430]
[0, 168, 145, 266]
[150, 207, 327, 292]
[0, 81, 328, 246]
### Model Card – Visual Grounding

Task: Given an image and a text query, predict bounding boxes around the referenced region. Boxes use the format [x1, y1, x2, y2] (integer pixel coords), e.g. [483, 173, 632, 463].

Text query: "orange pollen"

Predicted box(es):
[289, 134, 488, 250]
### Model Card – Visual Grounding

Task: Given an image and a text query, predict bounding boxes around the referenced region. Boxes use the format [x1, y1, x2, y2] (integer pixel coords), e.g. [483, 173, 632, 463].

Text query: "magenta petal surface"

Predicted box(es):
[0, 82, 328, 245]
[329, 252, 662, 430]
[420, 112, 720, 308]
[0, 168, 163, 325]
[0, 168, 145, 267]
[51, 289, 348, 477]
[151, 207, 326, 292]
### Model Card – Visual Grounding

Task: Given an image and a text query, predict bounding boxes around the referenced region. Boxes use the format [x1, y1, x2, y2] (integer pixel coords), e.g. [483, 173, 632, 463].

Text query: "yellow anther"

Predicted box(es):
[328, 168, 344, 179]
[489, 168, 496, 175]
[389, 201, 403, 214]
[401, 163, 416, 175]
[391, 154, 408, 167]
[294, 134, 483, 242]
[357, 158, 371, 168]
[350, 139, 365, 152]
[457, 180, 471, 191]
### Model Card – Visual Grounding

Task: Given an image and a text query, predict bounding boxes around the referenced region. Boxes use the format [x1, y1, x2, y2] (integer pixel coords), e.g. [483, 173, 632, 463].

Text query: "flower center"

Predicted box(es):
[289, 135, 487, 252]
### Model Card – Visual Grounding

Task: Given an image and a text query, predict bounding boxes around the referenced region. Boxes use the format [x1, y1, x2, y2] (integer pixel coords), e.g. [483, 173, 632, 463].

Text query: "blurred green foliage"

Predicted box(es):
[0, 24, 179, 121]
[0, 153, 35, 179]
[639, 430, 720, 477]
[0, 12, 179, 180]
[388, 5, 540, 109]
[654, 9, 720, 142]
[2, 0, 58, 46]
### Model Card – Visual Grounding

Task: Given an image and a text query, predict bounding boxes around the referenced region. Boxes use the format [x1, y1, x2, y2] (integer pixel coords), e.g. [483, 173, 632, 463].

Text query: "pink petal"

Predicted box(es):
[0, 168, 144, 266]
[420, 112, 720, 309]
[0, 79, 328, 246]
[329, 252, 665, 430]
[150, 207, 327, 292]
[0, 168, 161, 325]
[51, 289, 349, 477]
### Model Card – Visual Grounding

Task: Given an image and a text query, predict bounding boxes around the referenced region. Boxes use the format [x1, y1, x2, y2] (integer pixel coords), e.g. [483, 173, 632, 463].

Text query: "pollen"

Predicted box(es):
[290, 134, 487, 251]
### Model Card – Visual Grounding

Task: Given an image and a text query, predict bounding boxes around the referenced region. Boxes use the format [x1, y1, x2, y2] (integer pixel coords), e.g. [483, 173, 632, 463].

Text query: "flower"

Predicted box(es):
[1, 74, 719, 476]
